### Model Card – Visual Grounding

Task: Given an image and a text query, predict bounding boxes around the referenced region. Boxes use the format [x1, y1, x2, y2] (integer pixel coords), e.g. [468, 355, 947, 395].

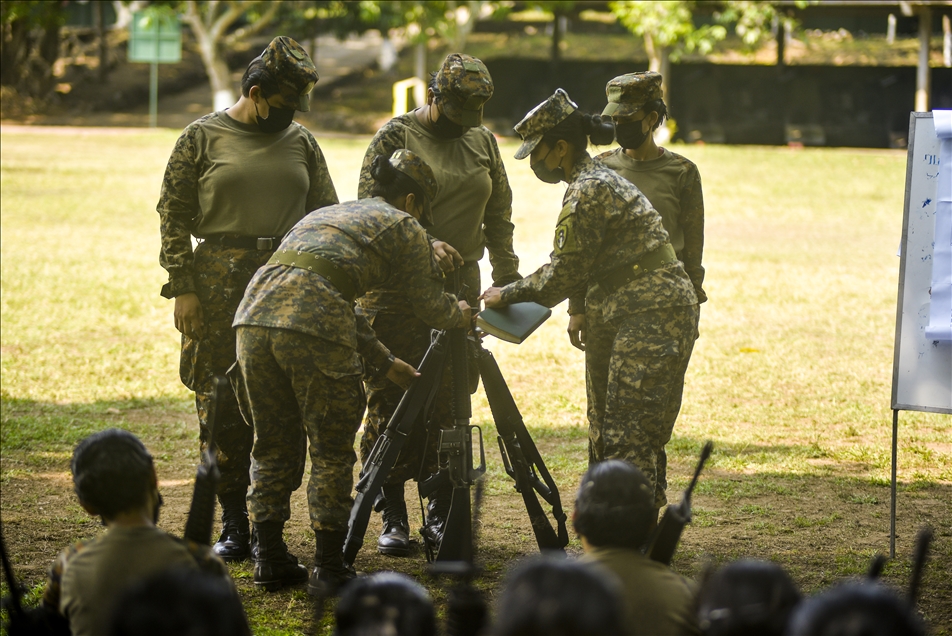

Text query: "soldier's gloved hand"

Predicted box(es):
[432, 240, 463, 272]
[386, 357, 420, 390]
[174, 292, 205, 339]
[568, 313, 586, 351]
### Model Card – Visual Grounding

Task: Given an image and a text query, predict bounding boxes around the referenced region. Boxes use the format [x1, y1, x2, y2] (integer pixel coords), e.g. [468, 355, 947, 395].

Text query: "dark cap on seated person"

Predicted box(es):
[258, 36, 319, 112]
[602, 71, 663, 118]
[435, 53, 494, 127]
[513, 88, 577, 160]
[389, 149, 438, 221]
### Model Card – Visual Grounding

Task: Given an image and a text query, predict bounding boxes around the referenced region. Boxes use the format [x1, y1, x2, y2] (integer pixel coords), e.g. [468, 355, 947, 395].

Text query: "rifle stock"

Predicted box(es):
[648, 441, 713, 565]
[343, 332, 448, 565]
[476, 343, 568, 551]
[183, 374, 226, 546]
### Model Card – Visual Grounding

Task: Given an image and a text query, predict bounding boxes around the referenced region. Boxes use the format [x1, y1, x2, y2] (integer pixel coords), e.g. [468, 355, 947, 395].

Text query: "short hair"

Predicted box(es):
[369, 153, 426, 208]
[540, 110, 615, 159]
[108, 567, 250, 636]
[786, 581, 925, 636]
[493, 556, 626, 636]
[240, 57, 281, 99]
[71, 429, 154, 519]
[334, 571, 436, 636]
[695, 559, 801, 636]
[573, 460, 655, 549]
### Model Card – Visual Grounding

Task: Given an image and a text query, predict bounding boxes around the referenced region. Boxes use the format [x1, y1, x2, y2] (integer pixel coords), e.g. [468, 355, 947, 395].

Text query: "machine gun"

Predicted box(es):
[420, 311, 486, 562]
[182, 374, 226, 546]
[474, 339, 568, 552]
[344, 331, 450, 565]
[647, 441, 713, 565]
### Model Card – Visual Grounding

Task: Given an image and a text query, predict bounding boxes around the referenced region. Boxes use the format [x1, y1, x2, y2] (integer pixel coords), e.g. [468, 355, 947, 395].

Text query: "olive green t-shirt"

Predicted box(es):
[57, 526, 227, 636]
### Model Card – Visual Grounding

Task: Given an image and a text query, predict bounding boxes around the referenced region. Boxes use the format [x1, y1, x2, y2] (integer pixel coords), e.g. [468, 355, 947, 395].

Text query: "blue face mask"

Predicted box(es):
[255, 96, 294, 133]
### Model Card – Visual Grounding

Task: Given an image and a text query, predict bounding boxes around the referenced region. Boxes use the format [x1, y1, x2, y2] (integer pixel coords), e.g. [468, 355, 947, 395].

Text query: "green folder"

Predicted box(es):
[476, 302, 552, 344]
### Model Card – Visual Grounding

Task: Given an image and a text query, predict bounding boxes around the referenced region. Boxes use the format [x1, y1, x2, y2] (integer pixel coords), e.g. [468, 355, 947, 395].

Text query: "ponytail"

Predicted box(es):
[369, 154, 425, 206]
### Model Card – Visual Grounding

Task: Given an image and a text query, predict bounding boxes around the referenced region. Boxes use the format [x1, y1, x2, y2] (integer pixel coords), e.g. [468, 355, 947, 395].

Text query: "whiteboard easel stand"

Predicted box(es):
[890, 111, 952, 558]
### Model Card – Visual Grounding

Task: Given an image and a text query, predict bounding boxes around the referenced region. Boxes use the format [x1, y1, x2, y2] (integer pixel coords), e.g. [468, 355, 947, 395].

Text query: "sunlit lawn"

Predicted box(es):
[2, 126, 949, 634]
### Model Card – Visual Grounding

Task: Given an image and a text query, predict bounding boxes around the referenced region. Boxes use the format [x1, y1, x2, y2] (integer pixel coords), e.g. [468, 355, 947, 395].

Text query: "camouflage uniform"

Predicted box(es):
[599, 71, 706, 303]
[356, 54, 519, 485]
[157, 37, 338, 502]
[232, 159, 465, 532]
[501, 89, 699, 508]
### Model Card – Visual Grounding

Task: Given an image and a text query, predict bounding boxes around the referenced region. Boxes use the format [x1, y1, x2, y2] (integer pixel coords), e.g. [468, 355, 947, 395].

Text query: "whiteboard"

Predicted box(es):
[891, 112, 952, 414]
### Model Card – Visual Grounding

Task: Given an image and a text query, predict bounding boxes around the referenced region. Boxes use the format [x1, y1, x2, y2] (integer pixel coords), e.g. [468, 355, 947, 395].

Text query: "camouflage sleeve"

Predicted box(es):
[483, 133, 521, 285]
[355, 309, 394, 374]
[302, 129, 340, 212]
[499, 181, 608, 308]
[395, 220, 465, 330]
[567, 294, 585, 315]
[42, 540, 85, 611]
[679, 161, 706, 303]
[357, 119, 408, 199]
[157, 123, 203, 299]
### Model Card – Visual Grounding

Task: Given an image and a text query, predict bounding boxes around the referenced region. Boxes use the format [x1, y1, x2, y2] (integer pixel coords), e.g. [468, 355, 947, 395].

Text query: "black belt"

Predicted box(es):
[203, 235, 282, 250]
[596, 243, 678, 295]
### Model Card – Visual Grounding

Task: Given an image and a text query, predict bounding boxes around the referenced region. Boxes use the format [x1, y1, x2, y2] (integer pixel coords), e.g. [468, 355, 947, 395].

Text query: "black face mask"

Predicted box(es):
[255, 97, 295, 133]
[615, 120, 651, 150]
[530, 147, 564, 184]
[430, 103, 465, 139]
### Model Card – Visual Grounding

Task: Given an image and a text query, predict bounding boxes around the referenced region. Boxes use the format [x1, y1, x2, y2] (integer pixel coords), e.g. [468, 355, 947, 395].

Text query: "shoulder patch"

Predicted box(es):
[554, 201, 579, 254]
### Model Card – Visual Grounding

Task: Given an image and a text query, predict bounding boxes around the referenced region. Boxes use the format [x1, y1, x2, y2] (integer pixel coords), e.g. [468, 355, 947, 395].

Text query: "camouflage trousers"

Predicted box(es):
[180, 242, 273, 498]
[358, 262, 481, 486]
[586, 304, 699, 508]
[234, 326, 365, 532]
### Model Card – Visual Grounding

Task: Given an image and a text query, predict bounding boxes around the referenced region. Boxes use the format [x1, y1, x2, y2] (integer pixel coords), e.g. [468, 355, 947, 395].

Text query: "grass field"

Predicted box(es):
[1, 126, 950, 634]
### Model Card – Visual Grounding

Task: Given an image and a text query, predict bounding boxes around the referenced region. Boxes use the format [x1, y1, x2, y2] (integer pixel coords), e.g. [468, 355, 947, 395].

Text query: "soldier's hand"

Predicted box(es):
[432, 240, 463, 272]
[568, 313, 586, 351]
[174, 292, 205, 339]
[458, 300, 473, 328]
[386, 357, 420, 390]
[478, 287, 503, 309]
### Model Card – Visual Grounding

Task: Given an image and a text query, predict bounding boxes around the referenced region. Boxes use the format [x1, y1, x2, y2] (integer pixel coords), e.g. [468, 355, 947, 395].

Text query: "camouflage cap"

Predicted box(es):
[435, 53, 493, 127]
[602, 71, 663, 118]
[257, 36, 319, 112]
[513, 89, 577, 160]
[389, 149, 438, 222]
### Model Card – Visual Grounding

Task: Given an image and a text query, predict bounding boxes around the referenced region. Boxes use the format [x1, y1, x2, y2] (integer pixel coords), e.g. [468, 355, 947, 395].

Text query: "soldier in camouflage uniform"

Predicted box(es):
[157, 36, 338, 563]
[355, 53, 521, 556]
[232, 150, 472, 595]
[480, 90, 699, 514]
[598, 72, 706, 304]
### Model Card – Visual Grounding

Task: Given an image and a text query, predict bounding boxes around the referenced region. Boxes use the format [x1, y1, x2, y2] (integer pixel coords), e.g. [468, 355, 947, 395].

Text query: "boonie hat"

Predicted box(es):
[257, 36, 319, 111]
[513, 88, 577, 160]
[602, 71, 663, 118]
[435, 53, 493, 127]
[389, 149, 438, 223]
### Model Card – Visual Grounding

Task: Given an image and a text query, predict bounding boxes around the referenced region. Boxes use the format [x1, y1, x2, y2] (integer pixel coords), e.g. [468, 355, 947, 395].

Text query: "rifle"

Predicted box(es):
[423, 313, 486, 562]
[182, 374, 226, 545]
[1, 526, 71, 636]
[908, 526, 933, 606]
[473, 339, 568, 552]
[647, 441, 713, 565]
[343, 331, 449, 565]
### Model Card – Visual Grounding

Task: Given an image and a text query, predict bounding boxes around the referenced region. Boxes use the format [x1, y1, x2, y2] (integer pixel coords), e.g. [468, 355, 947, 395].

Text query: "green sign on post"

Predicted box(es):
[128, 10, 182, 127]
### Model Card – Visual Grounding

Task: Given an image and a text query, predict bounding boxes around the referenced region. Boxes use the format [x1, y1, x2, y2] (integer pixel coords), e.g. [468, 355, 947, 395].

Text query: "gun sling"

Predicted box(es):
[596, 243, 677, 295]
[269, 249, 358, 302]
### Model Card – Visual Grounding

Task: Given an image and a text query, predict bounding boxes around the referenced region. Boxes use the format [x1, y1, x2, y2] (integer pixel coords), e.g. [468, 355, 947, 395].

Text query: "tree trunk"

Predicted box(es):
[201, 40, 234, 111]
[95, 0, 108, 83]
[916, 6, 931, 112]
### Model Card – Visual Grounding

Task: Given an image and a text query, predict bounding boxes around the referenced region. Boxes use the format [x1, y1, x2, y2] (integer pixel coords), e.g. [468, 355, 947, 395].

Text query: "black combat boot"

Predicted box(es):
[253, 520, 308, 592]
[307, 529, 357, 597]
[420, 483, 453, 550]
[213, 491, 250, 562]
[377, 483, 410, 557]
